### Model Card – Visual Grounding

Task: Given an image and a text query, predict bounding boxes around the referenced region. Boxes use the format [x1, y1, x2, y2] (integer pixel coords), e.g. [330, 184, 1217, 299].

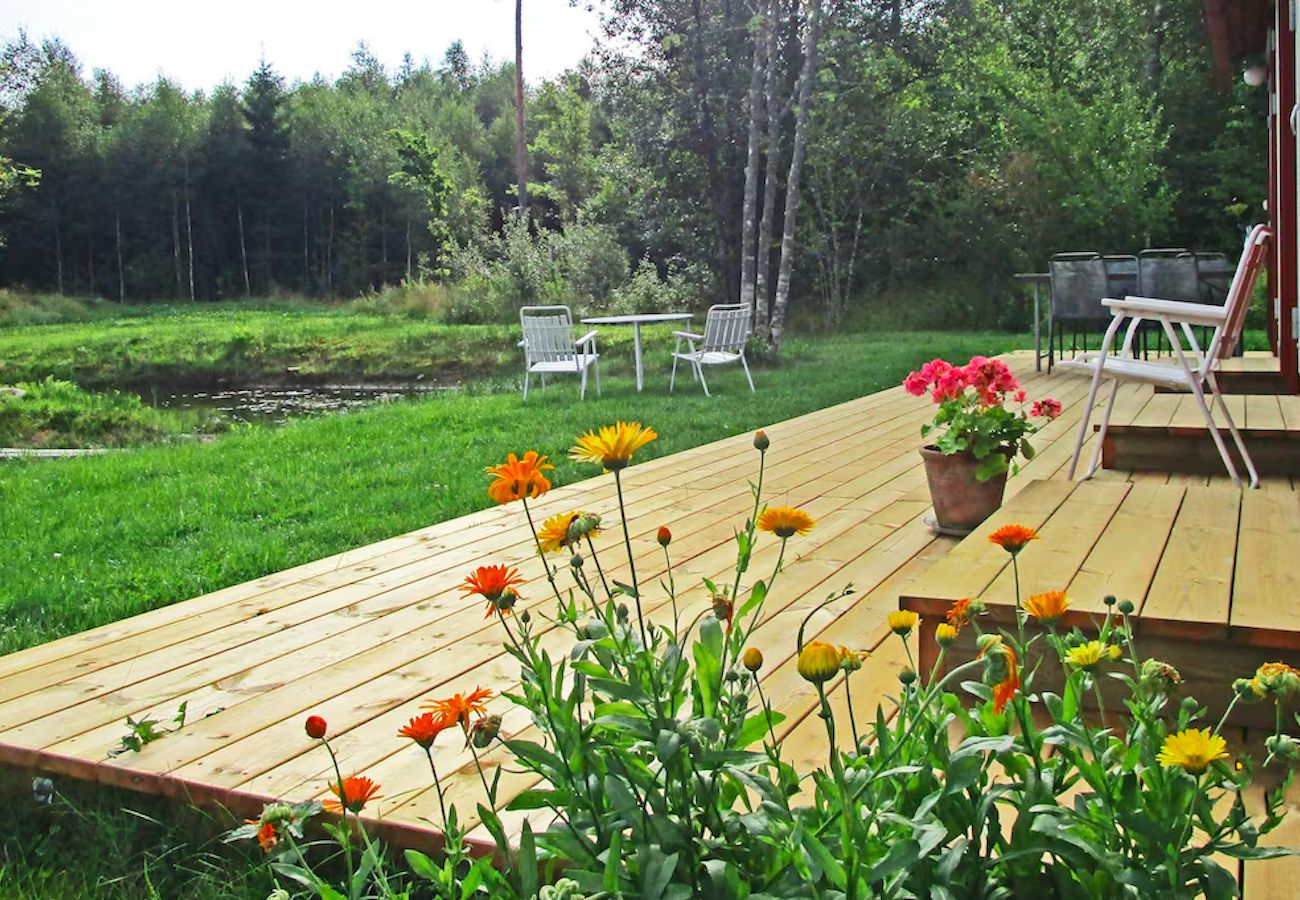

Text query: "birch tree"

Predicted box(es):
[768, 0, 822, 355]
[738, 0, 773, 317]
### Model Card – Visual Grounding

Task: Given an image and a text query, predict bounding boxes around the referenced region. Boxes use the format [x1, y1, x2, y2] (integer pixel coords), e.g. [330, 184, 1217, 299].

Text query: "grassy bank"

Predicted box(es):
[0, 330, 1028, 655]
[0, 379, 225, 449]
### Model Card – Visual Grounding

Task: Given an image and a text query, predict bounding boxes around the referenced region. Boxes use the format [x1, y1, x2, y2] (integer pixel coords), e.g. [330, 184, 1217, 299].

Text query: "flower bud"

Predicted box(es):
[570, 552, 584, 569]
[520, 609, 532, 625]
[1117, 599, 1135, 615]
[657, 526, 672, 547]
[753, 430, 770, 451]
[899, 667, 917, 686]
[305, 715, 328, 740]
[742, 647, 763, 672]
[1267, 734, 1300, 765]
[469, 714, 502, 748]
[796, 641, 842, 684]
[936, 623, 958, 647]
[616, 602, 629, 622]
[1103, 595, 1117, 607]
[495, 591, 517, 613]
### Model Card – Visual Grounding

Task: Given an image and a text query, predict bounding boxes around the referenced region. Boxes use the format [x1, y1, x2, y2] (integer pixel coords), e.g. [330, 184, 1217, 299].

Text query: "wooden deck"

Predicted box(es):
[0, 350, 1297, 892]
[900, 477, 1300, 726]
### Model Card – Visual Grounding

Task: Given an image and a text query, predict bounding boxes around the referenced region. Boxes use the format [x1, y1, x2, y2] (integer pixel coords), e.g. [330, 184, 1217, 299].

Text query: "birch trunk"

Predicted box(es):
[768, 0, 823, 355]
[405, 215, 412, 281]
[381, 202, 388, 285]
[172, 195, 182, 296]
[236, 198, 251, 298]
[754, 0, 790, 341]
[184, 162, 195, 301]
[514, 0, 529, 218]
[738, 0, 773, 316]
[54, 209, 64, 296]
[115, 205, 125, 302]
[303, 204, 310, 291]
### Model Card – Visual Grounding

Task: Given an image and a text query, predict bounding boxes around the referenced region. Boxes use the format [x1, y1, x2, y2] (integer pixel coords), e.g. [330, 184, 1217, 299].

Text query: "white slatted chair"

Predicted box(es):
[518, 305, 600, 401]
[669, 303, 755, 397]
[1062, 223, 1272, 488]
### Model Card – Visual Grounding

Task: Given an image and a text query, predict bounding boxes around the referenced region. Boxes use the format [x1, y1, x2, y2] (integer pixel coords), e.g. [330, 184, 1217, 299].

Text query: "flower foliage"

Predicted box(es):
[225, 423, 1296, 900]
[905, 356, 1062, 481]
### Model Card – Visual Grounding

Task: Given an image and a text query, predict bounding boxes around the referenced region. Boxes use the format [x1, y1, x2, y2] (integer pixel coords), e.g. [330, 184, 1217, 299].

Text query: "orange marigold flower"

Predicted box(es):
[461, 564, 526, 618]
[712, 594, 735, 632]
[485, 451, 553, 505]
[979, 637, 1019, 713]
[398, 712, 454, 749]
[757, 507, 816, 538]
[988, 524, 1039, 555]
[947, 598, 973, 630]
[657, 526, 672, 547]
[1025, 590, 1070, 624]
[244, 818, 278, 853]
[570, 421, 657, 470]
[423, 687, 494, 731]
[324, 775, 382, 814]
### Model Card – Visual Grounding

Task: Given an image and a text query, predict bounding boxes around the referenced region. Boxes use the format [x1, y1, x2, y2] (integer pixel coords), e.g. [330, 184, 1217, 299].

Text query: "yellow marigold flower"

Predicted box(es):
[1025, 590, 1069, 624]
[570, 421, 657, 470]
[988, 524, 1039, 555]
[1158, 728, 1229, 774]
[796, 641, 842, 684]
[840, 647, 867, 672]
[742, 647, 763, 672]
[887, 610, 919, 636]
[485, 451, 553, 505]
[935, 623, 958, 647]
[536, 511, 600, 554]
[757, 507, 816, 538]
[1254, 662, 1300, 698]
[1107, 643, 1123, 661]
[1064, 640, 1107, 671]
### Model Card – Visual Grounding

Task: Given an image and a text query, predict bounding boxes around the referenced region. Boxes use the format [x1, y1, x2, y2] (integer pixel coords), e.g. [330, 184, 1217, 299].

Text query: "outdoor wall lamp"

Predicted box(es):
[1243, 63, 1268, 87]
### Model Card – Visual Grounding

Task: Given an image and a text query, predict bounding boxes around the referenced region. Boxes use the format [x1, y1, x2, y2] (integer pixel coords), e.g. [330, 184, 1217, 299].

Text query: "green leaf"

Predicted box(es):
[517, 820, 539, 898]
[693, 617, 724, 717]
[404, 849, 440, 881]
[639, 845, 680, 900]
[603, 829, 624, 893]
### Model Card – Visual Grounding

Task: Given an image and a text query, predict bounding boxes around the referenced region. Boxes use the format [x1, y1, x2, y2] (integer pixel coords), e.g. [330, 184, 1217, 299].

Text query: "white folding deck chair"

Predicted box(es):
[518, 305, 600, 401]
[669, 303, 755, 397]
[1061, 223, 1272, 488]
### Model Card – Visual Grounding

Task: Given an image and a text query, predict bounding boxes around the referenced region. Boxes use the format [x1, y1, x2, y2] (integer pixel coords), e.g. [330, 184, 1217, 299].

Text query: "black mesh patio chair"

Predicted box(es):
[1047, 252, 1109, 369]
[1139, 249, 1202, 355]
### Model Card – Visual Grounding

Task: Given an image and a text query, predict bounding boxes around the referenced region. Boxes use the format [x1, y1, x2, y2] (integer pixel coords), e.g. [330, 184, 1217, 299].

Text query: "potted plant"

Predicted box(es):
[904, 356, 1061, 533]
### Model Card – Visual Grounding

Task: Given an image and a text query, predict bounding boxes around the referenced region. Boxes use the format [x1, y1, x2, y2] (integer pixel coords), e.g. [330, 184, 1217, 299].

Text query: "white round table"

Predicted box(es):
[580, 312, 694, 392]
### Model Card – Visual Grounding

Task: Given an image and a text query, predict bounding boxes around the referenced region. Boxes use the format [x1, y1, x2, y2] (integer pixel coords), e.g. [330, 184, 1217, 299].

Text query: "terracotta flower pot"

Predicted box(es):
[919, 445, 1009, 534]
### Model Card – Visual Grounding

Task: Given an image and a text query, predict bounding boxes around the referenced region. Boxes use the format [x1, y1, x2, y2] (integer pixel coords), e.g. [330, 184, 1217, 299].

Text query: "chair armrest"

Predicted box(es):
[1103, 295, 1228, 327]
[517, 339, 527, 348]
[672, 331, 704, 340]
[574, 330, 598, 347]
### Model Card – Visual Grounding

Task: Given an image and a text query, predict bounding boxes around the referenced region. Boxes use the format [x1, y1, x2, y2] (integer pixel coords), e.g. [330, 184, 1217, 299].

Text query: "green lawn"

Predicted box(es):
[0, 328, 1029, 656]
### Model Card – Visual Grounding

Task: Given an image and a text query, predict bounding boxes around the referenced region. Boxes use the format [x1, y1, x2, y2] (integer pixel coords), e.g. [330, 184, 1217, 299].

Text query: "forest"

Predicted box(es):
[0, 0, 1268, 346]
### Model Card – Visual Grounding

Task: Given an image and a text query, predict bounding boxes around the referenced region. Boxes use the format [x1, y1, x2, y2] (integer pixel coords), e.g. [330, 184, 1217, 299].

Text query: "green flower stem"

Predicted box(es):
[612, 468, 649, 647]
[521, 497, 566, 607]
[421, 746, 451, 836]
[467, 739, 495, 806]
[815, 680, 841, 778]
[661, 544, 679, 634]
[843, 668, 860, 749]
[1011, 554, 1027, 650]
[318, 736, 355, 891]
[585, 534, 613, 599]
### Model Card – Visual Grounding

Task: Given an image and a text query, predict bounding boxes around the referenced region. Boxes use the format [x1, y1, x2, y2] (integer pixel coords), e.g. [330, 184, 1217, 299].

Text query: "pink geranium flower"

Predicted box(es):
[1031, 398, 1063, 419]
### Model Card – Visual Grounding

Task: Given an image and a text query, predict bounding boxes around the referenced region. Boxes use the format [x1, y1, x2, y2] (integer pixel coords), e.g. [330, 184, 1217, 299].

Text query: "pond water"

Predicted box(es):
[142, 384, 439, 425]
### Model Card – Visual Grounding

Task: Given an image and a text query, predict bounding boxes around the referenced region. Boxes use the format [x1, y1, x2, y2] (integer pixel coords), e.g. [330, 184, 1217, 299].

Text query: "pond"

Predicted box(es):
[142, 383, 441, 425]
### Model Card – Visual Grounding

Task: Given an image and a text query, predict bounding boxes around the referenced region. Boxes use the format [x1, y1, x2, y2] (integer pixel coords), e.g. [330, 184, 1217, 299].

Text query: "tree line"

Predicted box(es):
[0, 0, 1266, 348]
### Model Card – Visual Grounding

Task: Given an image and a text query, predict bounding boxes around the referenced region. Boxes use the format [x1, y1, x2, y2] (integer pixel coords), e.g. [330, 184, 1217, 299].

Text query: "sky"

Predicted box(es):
[3, 0, 604, 90]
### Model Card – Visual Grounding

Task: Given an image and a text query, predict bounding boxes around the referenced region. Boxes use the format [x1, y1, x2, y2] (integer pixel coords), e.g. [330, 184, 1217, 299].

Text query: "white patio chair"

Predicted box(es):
[1061, 223, 1271, 488]
[669, 303, 755, 397]
[518, 305, 600, 401]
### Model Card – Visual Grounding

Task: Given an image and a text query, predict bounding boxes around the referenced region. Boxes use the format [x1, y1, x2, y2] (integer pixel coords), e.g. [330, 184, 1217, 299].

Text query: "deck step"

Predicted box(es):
[1098, 424, 1300, 477]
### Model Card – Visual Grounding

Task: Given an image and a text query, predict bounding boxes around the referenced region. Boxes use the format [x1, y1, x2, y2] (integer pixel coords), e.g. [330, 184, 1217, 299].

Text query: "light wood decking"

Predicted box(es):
[0, 351, 1296, 893]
